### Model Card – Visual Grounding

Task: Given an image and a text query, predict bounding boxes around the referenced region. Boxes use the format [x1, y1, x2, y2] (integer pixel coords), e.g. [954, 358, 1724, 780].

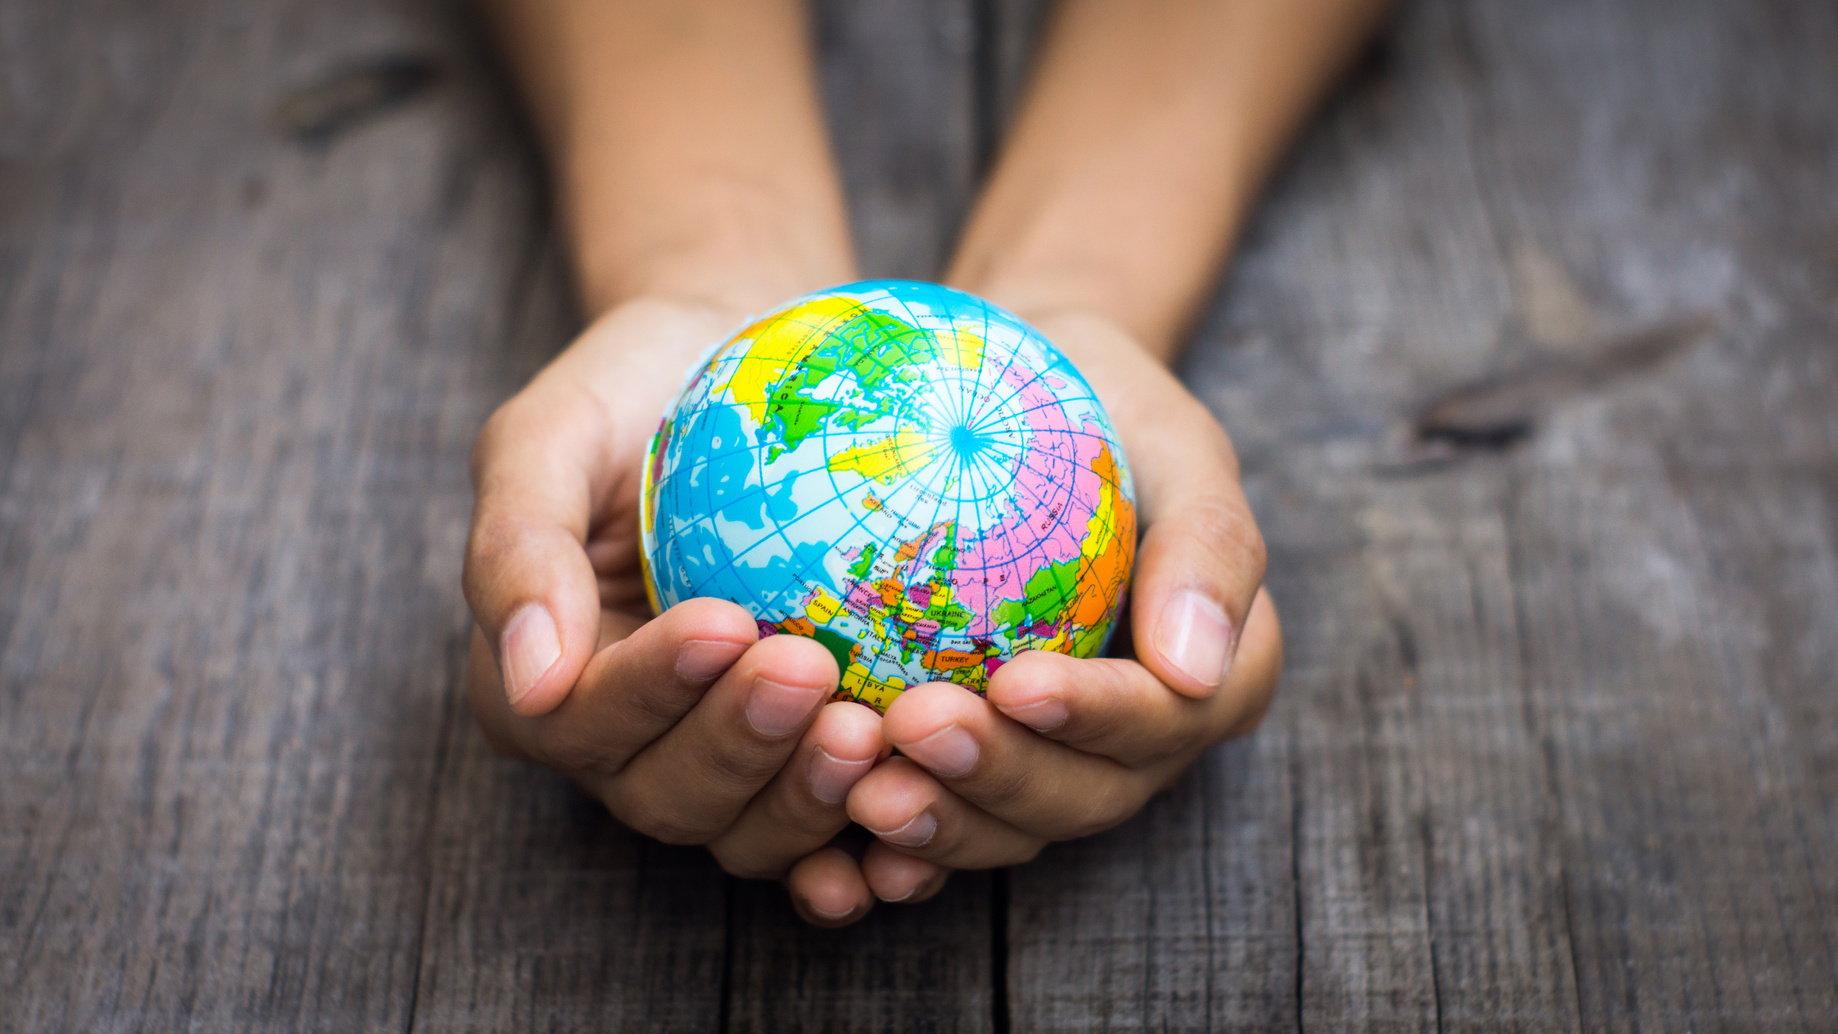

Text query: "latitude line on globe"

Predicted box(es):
[960, 340, 1058, 435]
[657, 420, 872, 603]
[945, 424, 1099, 633]
[747, 408, 967, 612]
[852, 405, 976, 686]
[939, 425, 1076, 635]
[750, 422, 968, 656]
[654, 367, 956, 550]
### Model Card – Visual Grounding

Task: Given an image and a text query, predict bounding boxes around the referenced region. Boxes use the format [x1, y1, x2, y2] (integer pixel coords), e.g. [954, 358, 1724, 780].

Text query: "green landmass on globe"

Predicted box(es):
[639, 280, 1136, 713]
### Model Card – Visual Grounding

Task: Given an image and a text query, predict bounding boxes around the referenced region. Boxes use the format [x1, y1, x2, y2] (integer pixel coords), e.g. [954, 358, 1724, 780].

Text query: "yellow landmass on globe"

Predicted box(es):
[840, 662, 908, 712]
[719, 295, 865, 425]
[807, 586, 845, 625]
[827, 429, 937, 484]
[940, 325, 985, 369]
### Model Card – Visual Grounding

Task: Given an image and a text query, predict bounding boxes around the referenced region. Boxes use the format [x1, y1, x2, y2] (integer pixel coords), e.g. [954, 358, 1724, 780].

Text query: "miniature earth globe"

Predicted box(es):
[639, 280, 1136, 712]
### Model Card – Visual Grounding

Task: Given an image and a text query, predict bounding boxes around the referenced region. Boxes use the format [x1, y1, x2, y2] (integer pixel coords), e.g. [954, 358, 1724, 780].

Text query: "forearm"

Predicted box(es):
[946, 0, 1391, 360]
[485, 0, 856, 319]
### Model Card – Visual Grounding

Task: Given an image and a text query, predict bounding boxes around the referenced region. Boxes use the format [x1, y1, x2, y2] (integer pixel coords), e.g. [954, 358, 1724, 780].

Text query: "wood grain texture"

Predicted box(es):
[1005, 736, 1300, 1033]
[1008, 0, 1838, 1030]
[4, 0, 1837, 1030]
[0, 1, 547, 1029]
[727, 872, 994, 1034]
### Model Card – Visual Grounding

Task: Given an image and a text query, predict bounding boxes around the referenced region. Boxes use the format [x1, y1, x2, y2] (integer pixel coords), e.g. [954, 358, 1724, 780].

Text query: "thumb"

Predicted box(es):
[462, 383, 617, 717]
[1124, 391, 1267, 699]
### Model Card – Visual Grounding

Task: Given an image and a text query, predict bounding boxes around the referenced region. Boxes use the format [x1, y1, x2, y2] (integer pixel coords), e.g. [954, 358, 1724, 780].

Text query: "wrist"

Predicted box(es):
[943, 198, 1248, 366]
[948, 267, 1188, 366]
[565, 173, 858, 323]
[999, 306, 1165, 372]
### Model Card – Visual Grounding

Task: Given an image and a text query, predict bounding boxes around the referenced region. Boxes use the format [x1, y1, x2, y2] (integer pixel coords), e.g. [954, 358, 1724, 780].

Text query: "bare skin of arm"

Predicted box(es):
[465, 0, 1390, 925]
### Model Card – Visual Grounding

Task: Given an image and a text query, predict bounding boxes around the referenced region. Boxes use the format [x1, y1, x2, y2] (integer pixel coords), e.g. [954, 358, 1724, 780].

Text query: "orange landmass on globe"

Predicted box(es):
[1068, 443, 1137, 636]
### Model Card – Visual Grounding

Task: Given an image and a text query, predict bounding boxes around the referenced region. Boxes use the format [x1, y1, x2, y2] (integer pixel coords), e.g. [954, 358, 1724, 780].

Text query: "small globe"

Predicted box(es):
[639, 280, 1137, 712]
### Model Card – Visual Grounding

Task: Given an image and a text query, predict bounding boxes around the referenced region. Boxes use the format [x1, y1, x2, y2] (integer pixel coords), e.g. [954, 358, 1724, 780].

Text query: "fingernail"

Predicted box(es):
[870, 811, 937, 849]
[746, 678, 826, 738]
[809, 747, 873, 805]
[806, 899, 859, 921]
[877, 862, 936, 903]
[880, 880, 926, 904]
[897, 723, 979, 778]
[870, 850, 939, 902]
[1155, 590, 1234, 691]
[997, 695, 1068, 732]
[502, 603, 562, 705]
[677, 639, 745, 682]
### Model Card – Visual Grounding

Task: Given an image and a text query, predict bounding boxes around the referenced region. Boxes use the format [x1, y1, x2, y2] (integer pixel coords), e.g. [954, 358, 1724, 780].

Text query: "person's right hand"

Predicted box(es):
[462, 297, 888, 925]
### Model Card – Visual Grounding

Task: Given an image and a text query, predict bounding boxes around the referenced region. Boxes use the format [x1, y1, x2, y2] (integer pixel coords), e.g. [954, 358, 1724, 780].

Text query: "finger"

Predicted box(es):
[861, 842, 952, 904]
[463, 381, 620, 716]
[880, 682, 1154, 840]
[707, 701, 886, 879]
[785, 846, 874, 927]
[603, 633, 840, 844]
[846, 756, 1047, 870]
[472, 597, 759, 774]
[1120, 383, 1267, 699]
[984, 588, 1283, 765]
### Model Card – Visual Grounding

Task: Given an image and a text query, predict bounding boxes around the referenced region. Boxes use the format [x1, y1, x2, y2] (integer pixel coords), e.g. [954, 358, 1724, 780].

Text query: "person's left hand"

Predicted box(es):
[824, 310, 1283, 909]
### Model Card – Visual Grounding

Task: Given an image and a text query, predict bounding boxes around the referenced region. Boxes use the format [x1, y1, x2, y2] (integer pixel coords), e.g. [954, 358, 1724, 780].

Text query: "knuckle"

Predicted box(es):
[1186, 496, 1257, 554]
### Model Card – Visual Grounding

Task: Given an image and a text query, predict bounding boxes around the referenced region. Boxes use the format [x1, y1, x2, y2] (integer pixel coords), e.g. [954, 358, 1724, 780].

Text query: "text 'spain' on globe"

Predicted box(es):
[640, 280, 1136, 713]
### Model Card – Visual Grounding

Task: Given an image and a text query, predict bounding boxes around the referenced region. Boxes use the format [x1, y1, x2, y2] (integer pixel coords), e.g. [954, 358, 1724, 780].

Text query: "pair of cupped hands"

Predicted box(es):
[463, 293, 1279, 927]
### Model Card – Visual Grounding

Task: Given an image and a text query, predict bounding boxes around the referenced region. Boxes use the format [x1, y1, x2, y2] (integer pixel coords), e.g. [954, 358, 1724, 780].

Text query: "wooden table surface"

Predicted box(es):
[4, 0, 1835, 1030]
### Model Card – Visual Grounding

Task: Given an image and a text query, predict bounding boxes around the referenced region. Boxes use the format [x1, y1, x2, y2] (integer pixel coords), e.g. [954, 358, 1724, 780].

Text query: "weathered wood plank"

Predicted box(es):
[1005, 736, 1299, 1033]
[1458, 0, 1838, 1028]
[410, 742, 727, 1032]
[1357, 477, 1583, 1033]
[1010, 0, 1838, 1029]
[6, 0, 1838, 1030]
[0, 0, 558, 1028]
[727, 872, 995, 1034]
